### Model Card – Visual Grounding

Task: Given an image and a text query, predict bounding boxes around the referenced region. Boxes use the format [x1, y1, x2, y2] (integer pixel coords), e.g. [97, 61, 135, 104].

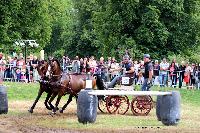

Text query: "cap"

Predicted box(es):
[123, 54, 130, 60]
[144, 54, 150, 58]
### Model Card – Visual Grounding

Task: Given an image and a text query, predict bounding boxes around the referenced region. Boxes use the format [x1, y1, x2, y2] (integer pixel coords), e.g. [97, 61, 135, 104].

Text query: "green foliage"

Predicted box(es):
[0, 0, 52, 54]
[1, 0, 200, 60]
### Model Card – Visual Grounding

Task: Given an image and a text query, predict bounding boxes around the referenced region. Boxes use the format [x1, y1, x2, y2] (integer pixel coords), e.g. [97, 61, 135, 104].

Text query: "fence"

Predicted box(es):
[0, 64, 39, 83]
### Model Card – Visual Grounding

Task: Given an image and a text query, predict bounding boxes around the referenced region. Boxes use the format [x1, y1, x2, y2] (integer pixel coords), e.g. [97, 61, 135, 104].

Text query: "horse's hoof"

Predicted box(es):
[28, 109, 33, 113]
[60, 110, 63, 113]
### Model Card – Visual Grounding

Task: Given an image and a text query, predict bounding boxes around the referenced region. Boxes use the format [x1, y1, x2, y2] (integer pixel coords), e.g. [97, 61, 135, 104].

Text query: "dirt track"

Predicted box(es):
[0, 100, 200, 133]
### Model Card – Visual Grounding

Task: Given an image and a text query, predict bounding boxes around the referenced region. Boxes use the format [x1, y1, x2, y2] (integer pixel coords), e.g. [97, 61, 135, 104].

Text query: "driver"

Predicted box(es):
[107, 55, 134, 88]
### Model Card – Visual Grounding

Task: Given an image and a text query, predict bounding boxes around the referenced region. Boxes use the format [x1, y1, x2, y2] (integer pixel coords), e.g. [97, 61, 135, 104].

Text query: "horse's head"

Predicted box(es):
[50, 58, 62, 76]
[37, 60, 49, 79]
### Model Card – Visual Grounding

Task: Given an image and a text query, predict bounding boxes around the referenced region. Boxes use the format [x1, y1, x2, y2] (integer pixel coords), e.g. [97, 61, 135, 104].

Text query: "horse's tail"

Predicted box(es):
[94, 74, 107, 90]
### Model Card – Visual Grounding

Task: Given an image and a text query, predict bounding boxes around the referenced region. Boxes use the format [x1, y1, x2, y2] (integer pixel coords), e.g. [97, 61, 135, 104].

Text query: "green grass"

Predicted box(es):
[4, 82, 200, 105]
[3, 82, 47, 101]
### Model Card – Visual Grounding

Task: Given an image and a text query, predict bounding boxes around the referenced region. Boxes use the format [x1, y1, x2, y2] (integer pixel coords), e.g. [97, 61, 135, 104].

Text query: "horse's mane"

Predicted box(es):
[52, 58, 62, 71]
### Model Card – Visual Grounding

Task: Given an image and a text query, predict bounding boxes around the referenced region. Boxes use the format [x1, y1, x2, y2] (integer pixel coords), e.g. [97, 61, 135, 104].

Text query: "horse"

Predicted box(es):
[28, 60, 53, 113]
[47, 59, 106, 114]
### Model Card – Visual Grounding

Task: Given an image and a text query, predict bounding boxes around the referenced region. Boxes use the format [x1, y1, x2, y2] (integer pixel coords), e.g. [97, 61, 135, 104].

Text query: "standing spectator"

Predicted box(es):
[195, 64, 200, 89]
[169, 62, 178, 88]
[4, 56, 13, 79]
[96, 57, 107, 81]
[88, 56, 97, 74]
[32, 56, 39, 82]
[141, 54, 153, 91]
[106, 57, 112, 69]
[26, 56, 31, 82]
[109, 57, 120, 80]
[79, 58, 84, 73]
[134, 61, 140, 84]
[153, 60, 160, 85]
[190, 63, 196, 89]
[72, 56, 80, 73]
[137, 60, 145, 85]
[12, 56, 18, 81]
[84, 57, 90, 73]
[29, 55, 34, 82]
[184, 62, 191, 89]
[159, 58, 169, 87]
[179, 61, 186, 88]
[61, 56, 67, 72]
[16, 57, 26, 82]
[0, 53, 5, 83]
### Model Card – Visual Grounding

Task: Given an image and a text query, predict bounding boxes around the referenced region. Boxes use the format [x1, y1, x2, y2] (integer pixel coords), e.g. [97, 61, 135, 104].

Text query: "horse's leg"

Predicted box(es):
[44, 92, 52, 110]
[60, 94, 73, 113]
[52, 94, 62, 114]
[48, 92, 58, 110]
[28, 90, 43, 113]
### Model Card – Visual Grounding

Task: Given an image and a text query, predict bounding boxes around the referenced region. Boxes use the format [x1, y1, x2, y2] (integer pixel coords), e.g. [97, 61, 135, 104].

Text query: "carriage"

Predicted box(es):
[98, 75, 153, 116]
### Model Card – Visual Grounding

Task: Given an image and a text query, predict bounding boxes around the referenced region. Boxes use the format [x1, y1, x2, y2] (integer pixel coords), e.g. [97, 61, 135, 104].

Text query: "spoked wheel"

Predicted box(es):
[98, 96, 107, 113]
[106, 95, 129, 115]
[131, 95, 153, 116]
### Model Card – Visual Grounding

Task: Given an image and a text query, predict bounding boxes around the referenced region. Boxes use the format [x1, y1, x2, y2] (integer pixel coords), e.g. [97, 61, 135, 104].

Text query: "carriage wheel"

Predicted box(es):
[131, 96, 153, 116]
[98, 96, 107, 113]
[106, 95, 129, 115]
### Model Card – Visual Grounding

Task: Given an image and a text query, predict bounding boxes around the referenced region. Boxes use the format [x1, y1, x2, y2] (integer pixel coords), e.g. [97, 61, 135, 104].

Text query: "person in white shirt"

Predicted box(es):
[159, 58, 169, 87]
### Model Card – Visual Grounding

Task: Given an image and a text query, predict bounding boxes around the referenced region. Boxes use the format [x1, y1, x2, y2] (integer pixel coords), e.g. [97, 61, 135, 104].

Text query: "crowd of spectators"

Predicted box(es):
[63, 55, 200, 89]
[0, 53, 39, 82]
[1, 52, 200, 89]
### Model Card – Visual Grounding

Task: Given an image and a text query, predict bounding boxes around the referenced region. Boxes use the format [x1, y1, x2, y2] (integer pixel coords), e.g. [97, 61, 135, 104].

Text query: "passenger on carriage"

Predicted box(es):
[141, 54, 153, 91]
[107, 55, 134, 88]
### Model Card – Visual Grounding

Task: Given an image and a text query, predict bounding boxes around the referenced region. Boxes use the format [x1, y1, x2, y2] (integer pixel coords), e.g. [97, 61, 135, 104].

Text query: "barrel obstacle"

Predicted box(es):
[77, 81, 181, 126]
[77, 80, 98, 124]
[0, 85, 8, 114]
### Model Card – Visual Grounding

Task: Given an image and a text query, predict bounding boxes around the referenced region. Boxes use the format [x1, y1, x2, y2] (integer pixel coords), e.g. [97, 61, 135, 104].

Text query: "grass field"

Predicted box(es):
[1, 82, 200, 133]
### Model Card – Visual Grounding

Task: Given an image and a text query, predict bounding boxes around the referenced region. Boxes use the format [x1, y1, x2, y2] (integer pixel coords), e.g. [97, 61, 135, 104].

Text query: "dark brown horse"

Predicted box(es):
[28, 60, 54, 113]
[48, 59, 105, 114]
